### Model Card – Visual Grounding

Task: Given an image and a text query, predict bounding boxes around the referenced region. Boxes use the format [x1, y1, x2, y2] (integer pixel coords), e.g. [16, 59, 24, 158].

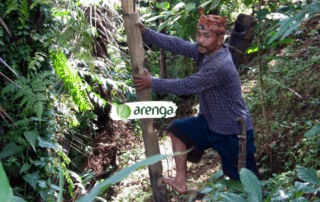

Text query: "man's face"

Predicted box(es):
[196, 29, 220, 56]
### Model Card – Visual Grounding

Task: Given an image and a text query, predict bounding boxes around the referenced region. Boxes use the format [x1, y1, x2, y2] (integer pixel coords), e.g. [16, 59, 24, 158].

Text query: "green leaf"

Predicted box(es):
[209, 170, 224, 181]
[268, 12, 304, 45]
[264, 180, 285, 202]
[243, 0, 254, 6]
[14, 196, 27, 202]
[20, 163, 32, 174]
[76, 150, 191, 202]
[269, 56, 292, 65]
[38, 180, 47, 188]
[246, 46, 259, 54]
[209, 0, 222, 10]
[0, 142, 21, 159]
[185, 3, 196, 11]
[23, 172, 40, 190]
[297, 166, 320, 186]
[281, 16, 304, 41]
[37, 136, 59, 149]
[145, 15, 163, 22]
[256, 8, 270, 21]
[157, 18, 171, 32]
[276, 6, 291, 13]
[291, 197, 309, 202]
[162, 2, 170, 10]
[173, 2, 185, 10]
[116, 104, 131, 119]
[240, 168, 262, 202]
[304, 125, 320, 138]
[220, 178, 244, 191]
[294, 182, 317, 193]
[221, 193, 248, 202]
[200, 187, 213, 194]
[0, 162, 14, 202]
[199, 1, 212, 8]
[23, 130, 38, 152]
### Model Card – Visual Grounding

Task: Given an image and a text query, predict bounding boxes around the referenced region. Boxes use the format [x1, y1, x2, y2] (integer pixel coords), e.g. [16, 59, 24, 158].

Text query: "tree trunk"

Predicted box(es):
[121, 1, 168, 201]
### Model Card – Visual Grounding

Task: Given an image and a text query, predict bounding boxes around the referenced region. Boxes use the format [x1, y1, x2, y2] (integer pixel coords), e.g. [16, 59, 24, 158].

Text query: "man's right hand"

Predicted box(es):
[135, 21, 146, 35]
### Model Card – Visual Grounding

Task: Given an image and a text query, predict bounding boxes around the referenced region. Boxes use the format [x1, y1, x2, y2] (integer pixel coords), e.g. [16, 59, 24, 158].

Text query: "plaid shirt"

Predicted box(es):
[142, 28, 253, 135]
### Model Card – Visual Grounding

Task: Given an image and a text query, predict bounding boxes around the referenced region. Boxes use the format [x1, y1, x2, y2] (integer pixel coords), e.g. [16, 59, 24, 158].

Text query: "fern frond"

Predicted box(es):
[28, 52, 45, 70]
[13, 86, 32, 102]
[19, 0, 29, 18]
[19, 93, 33, 107]
[33, 101, 44, 121]
[1, 83, 18, 95]
[4, 0, 18, 16]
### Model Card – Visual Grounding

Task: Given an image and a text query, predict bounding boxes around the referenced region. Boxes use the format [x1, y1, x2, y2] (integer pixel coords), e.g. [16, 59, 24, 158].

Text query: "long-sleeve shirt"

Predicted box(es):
[142, 28, 253, 135]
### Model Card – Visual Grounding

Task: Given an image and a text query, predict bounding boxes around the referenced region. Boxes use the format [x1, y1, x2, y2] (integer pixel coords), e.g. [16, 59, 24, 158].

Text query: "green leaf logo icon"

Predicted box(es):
[116, 104, 131, 119]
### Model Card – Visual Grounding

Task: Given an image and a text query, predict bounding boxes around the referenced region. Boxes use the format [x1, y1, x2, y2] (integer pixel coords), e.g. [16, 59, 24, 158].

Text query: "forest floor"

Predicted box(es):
[100, 15, 320, 202]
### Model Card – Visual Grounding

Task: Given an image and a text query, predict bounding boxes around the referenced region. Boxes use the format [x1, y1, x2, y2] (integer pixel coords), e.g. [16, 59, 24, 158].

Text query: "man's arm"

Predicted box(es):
[136, 22, 200, 62]
[151, 64, 221, 95]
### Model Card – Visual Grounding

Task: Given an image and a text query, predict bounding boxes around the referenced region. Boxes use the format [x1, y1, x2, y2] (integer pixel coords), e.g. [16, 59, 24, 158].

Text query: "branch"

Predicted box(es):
[0, 105, 18, 128]
[0, 72, 22, 89]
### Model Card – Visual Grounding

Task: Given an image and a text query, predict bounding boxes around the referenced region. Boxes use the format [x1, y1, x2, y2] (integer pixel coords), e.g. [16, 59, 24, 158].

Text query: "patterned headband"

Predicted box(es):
[197, 14, 227, 36]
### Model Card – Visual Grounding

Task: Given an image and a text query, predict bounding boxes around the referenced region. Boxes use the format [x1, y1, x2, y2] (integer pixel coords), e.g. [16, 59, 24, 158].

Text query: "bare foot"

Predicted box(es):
[162, 177, 187, 194]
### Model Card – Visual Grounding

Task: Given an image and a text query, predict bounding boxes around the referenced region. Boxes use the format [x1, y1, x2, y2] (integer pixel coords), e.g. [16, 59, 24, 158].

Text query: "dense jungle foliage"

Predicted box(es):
[0, 0, 320, 201]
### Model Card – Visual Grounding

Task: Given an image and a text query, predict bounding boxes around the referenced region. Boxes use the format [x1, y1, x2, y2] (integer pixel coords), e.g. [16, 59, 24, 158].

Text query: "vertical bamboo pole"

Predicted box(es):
[121, 1, 168, 201]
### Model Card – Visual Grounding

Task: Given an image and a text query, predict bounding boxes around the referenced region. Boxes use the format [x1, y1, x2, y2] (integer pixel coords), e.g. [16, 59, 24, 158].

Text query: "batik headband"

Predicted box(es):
[197, 8, 227, 36]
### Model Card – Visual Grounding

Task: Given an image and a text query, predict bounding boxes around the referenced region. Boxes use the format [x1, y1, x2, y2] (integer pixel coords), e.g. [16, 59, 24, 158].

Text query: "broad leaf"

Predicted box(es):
[276, 6, 291, 13]
[76, 150, 191, 202]
[304, 125, 320, 138]
[297, 166, 320, 186]
[221, 193, 247, 202]
[199, 1, 212, 8]
[209, 170, 223, 181]
[220, 178, 244, 191]
[37, 136, 59, 149]
[0, 142, 21, 159]
[200, 187, 213, 194]
[291, 197, 309, 202]
[173, 2, 185, 10]
[265, 180, 285, 202]
[23, 130, 38, 152]
[256, 9, 270, 21]
[240, 168, 262, 202]
[162, 2, 170, 10]
[145, 15, 163, 22]
[23, 172, 40, 190]
[294, 182, 317, 193]
[14, 196, 27, 202]
[185, 3, 196, 11]
[20, 163, 32, 174]
[209, 0, 222, 10]
[269, 56, 292, 65]
[281, 16, 304, 41]
[157, 18, 171, 32]
[0, 162, 14, 202]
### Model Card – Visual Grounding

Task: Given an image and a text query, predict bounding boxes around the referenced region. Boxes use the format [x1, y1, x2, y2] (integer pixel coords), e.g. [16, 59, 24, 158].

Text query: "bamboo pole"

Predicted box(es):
[121, 1, 168, 201]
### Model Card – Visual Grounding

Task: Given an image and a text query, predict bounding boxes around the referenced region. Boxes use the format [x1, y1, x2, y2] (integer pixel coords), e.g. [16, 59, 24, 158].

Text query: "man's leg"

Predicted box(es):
[162, 132, 188, 194]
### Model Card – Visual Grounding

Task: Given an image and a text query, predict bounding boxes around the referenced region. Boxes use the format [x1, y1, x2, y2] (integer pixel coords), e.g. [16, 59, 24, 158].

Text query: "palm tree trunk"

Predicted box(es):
[121, 1, 168, 201]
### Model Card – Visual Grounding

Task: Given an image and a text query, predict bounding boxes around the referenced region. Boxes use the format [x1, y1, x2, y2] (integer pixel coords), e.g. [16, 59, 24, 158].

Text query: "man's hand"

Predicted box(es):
[135, 21, 146, 35]
[133, 69, 152, 91]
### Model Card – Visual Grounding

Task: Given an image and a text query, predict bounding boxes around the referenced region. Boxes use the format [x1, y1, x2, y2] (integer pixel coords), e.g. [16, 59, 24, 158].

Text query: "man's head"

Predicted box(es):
[196, 8, 227, 56]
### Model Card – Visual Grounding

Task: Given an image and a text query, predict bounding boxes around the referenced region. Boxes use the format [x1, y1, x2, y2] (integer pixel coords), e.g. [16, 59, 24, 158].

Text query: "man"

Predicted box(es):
[133, 8, 260, 194]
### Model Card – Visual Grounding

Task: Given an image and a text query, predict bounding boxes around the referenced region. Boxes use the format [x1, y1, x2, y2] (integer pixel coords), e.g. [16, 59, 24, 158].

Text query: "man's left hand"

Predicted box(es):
[133, 69, 152, 91]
